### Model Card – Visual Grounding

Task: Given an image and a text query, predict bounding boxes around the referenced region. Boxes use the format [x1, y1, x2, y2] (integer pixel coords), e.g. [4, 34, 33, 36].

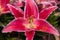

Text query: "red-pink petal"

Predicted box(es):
[38, 1, 52, 11]
[40, 2, 52, 8]
[14, 0, 24, 7]
[24, 0, 39, 18]
[1, 6, 10, 13]
[7, 4, 24, 18]
[39, 6, 58, 19]
[35, 19, 59, 36]
[25, 30, 35, 40]
[0, 0, 10, 13]
[0, 0, 10, 7]
[50, 1, 57, 6]
[2, 18, 29, 33]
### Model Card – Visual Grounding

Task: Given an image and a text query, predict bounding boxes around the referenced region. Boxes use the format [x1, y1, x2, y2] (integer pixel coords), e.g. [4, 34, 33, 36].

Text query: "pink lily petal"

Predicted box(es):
[14, 0, 24, 7]
[25, 30, 35, 40]
[7, 4, 24, 18]
[40, 2, 52, 8]
[35, 19, 59, 36]
[0, 0, 10, 7]
[1, 6, 10, 13]
[39, 6, 58, 19]
[2, 18, 29, 33]
[0, 0, 10, 13]
[38, 1, 52, 11]
[24, 0, 39, 18]
[50, 1, 57, 6]
[35, 0, 47, 4]
[10, 0, 22, 7]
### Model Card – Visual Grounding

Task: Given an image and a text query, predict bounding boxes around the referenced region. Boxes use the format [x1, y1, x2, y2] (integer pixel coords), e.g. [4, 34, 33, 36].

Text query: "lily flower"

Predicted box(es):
[35, 0, 57, 11]
[0, 0, 24, 15]
[2, 0, 59, 40]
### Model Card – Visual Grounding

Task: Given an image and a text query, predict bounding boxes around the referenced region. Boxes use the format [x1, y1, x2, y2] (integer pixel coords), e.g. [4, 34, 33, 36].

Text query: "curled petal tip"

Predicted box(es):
[2, 28, 12, 33]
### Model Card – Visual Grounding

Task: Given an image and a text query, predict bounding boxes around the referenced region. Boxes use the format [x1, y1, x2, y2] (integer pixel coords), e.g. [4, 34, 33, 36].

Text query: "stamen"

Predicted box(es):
[23, 16, 36, 29]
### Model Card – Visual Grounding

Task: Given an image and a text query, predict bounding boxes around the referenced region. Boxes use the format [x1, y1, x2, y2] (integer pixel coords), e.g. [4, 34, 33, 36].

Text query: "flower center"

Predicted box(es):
[24, 16, 36, 29]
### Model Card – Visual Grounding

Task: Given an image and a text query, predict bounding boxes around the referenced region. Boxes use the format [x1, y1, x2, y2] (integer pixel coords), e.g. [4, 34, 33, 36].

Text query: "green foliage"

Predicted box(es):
[47, 12, 59, 27]
[0, 13, 14, 25]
